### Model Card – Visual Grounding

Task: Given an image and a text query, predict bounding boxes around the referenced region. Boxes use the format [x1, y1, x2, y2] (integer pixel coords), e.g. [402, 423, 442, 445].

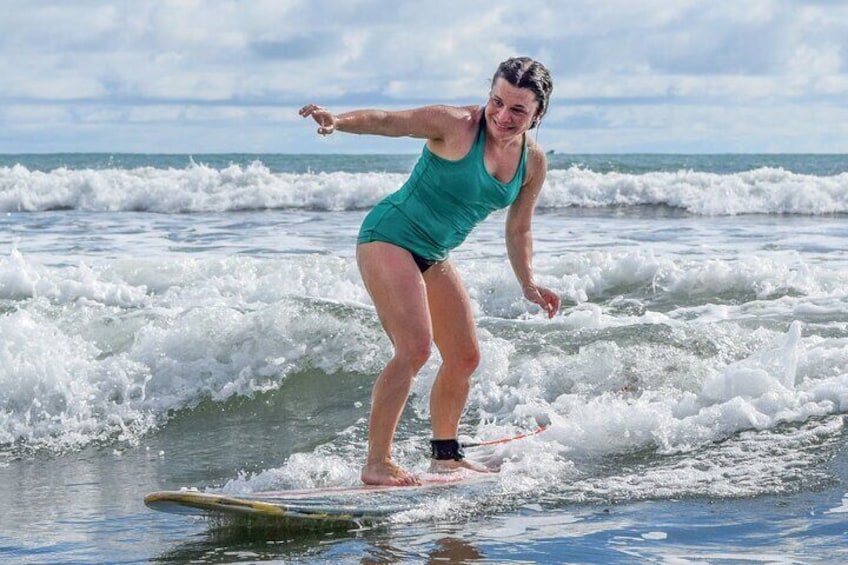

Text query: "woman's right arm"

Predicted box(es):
[299, 104, 475, 141]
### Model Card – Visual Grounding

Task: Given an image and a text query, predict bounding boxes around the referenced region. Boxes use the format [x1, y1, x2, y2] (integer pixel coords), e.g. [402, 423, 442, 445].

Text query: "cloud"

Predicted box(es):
[1, 0, 847, 153]
[250, 34, 343, 60]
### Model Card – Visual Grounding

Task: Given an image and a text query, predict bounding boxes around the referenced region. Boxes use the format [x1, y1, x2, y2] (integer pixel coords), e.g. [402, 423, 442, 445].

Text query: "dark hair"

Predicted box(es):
[491, 57, 553, 129]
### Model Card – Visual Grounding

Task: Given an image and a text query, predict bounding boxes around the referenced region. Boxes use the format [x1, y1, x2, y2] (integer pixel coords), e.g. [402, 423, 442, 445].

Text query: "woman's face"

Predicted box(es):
[485, 78, 540, 141]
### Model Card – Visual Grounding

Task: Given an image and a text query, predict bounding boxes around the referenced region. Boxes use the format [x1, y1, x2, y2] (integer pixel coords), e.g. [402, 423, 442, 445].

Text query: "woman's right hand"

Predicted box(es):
[299, 104, 336, 135]
[523, 283, 561, 319]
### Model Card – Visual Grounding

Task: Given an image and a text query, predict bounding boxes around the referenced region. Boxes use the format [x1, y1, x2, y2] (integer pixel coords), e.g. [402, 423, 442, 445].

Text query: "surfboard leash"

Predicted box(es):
[460, 424, 549, 449]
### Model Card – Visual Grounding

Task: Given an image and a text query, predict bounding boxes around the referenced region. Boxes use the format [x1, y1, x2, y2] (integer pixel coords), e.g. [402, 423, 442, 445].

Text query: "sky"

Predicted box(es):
[1, 0, 847, 154]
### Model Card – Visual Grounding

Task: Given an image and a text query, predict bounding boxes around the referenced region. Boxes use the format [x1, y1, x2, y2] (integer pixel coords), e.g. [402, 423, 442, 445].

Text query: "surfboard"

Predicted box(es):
[144, 489, 392, 524]
[145, 425, 548, 526]
[145, 469, 495, 525]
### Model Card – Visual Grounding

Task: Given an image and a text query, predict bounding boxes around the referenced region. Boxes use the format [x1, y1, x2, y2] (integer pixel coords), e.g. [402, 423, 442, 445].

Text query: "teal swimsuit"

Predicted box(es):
[358, 114, 527, 264]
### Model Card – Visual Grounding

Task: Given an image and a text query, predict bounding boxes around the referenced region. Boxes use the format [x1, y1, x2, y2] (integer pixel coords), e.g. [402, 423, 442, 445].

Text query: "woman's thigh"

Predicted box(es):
[423, 260, 479, 363]
[356, 242, 433, 351]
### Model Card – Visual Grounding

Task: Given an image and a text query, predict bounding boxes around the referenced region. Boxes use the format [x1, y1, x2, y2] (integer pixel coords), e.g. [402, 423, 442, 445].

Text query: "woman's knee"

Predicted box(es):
[395, 337, 432, 372]
[445, 346, 481, 377]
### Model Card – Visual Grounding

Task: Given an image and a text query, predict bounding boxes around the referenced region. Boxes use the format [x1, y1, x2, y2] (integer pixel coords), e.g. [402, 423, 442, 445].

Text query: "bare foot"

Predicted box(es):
[428, 458, 493, 474]
[361, 460, 421, 486]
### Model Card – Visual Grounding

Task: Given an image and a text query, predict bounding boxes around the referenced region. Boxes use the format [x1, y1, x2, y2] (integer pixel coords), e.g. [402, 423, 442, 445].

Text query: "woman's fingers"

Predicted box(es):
[299, 104, 334, 135]
[298, 103, 322, 116]
[525, 285, 560, 318]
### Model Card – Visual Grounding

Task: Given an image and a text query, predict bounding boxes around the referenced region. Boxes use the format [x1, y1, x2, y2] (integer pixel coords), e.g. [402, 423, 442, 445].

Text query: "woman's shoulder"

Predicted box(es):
[441, 104, 482, 118]
[415, 104, 479, 123]
[432, 104, 482, 132]
[424, 105, 482, 156]
[524, 136, 548, 174]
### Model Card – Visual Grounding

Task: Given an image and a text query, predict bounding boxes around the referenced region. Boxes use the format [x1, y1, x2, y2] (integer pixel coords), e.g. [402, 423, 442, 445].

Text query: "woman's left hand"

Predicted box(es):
[523, 284, 560, 318]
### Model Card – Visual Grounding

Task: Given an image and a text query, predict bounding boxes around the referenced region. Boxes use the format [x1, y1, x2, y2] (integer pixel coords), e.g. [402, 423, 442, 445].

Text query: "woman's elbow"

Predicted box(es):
[506, 219, 531, 238]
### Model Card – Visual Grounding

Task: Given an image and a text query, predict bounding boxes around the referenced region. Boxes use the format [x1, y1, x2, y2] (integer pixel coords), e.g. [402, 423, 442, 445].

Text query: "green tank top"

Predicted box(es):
[358, 114, 527, 261]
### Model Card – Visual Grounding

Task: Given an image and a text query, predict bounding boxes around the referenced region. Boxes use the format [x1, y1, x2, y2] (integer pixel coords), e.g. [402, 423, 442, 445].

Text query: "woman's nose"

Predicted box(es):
[495, 106, 511, 123]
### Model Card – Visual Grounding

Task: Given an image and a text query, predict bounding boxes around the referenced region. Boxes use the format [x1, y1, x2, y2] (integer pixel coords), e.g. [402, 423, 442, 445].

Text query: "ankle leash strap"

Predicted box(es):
[430, 439, 465, 461]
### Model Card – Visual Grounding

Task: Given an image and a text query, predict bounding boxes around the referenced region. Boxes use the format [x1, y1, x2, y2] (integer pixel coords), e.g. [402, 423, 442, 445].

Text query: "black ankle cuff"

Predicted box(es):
[430, 439, 465, 461]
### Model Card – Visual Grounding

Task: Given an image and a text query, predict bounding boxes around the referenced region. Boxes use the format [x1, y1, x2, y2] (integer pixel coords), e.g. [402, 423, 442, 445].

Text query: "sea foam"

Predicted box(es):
[2, 161, 847, 214]
[3, 244, 848, 455]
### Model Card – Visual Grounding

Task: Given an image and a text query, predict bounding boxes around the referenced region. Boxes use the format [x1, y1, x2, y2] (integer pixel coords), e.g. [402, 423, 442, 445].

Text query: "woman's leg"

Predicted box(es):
[423, 260, 486, 471]
[357, 242, 433, 486]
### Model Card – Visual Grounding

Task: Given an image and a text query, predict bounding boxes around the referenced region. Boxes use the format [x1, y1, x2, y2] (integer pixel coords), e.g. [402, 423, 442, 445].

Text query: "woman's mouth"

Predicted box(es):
[492, 119, 513, 132]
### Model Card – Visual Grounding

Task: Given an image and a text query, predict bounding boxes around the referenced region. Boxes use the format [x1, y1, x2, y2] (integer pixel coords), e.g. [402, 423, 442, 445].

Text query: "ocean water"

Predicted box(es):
[1, 152, 848, 564]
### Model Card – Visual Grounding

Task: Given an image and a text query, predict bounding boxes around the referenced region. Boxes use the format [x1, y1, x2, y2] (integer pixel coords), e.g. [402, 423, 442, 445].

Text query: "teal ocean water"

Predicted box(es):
[2, 153, 848, 563]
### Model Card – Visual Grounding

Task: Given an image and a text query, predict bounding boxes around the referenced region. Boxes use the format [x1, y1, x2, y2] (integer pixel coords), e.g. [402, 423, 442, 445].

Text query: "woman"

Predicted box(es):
[300, 57, 560, 486]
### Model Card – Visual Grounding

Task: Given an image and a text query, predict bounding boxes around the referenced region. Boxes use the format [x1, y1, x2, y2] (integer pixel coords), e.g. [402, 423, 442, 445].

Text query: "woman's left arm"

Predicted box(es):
[505, 146, 561, 318]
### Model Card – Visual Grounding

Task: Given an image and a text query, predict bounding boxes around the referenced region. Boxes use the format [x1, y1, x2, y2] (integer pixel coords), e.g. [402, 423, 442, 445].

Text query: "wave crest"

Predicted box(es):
[3, 161, 847, 215]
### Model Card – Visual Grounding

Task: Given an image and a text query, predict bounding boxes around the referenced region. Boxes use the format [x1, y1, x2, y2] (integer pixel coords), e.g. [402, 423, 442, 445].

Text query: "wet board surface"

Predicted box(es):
[145, 469, 498, 525]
